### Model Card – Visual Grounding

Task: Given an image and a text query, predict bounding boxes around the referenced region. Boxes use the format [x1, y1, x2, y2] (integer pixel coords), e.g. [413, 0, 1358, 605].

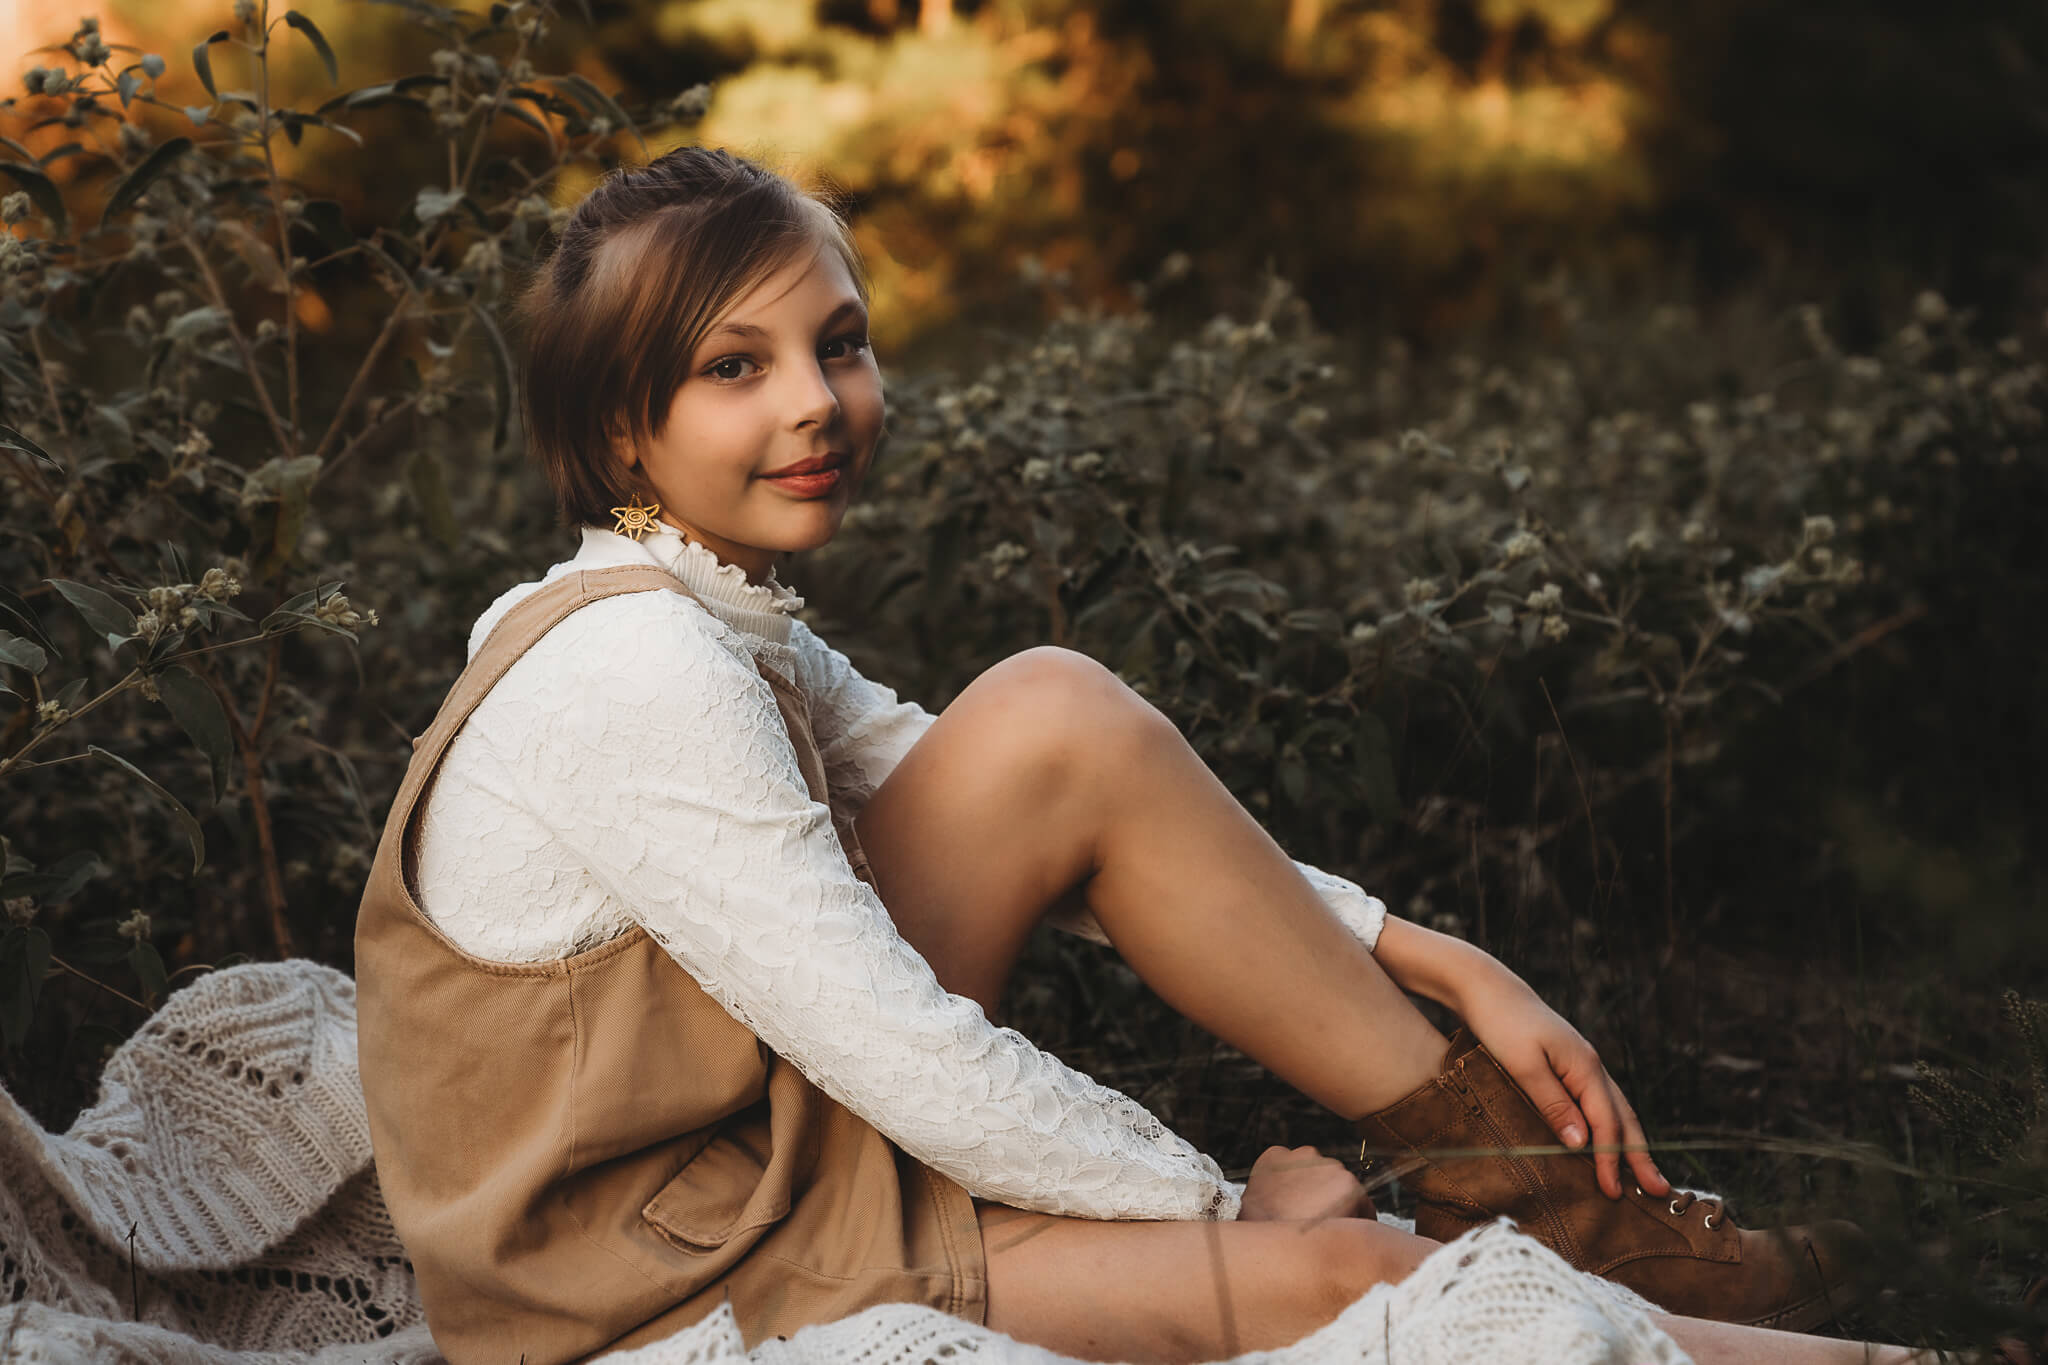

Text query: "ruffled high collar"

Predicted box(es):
[573, 524, 804, 651]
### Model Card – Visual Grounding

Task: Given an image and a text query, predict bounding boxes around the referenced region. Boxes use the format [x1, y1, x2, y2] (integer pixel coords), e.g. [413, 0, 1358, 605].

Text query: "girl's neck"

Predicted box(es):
[661, 516, 773, 585]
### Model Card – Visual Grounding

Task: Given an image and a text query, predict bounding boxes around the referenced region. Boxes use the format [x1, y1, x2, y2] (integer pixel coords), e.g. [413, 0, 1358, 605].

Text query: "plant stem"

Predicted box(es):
[310, 394, 420, 488]
[254, 0, 302, 443]
[4, 751, 97, 773]
[196, 657, 295, 958]
[1661, 706, 1677, 947]
[0, 668, 141, 780]
[51, 954, 148, 1011]
[308, 289, 412, 465]
[176, 228, 297, 462]
[308, 16, 538, 472]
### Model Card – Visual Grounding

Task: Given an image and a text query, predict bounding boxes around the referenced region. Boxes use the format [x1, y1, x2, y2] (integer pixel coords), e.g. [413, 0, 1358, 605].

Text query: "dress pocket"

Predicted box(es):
[641, 1110, 792, 1252]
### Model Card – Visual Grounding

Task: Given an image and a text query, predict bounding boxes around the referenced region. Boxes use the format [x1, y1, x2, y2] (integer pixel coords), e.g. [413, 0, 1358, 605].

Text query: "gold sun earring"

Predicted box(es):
[610, 491, 662, 541]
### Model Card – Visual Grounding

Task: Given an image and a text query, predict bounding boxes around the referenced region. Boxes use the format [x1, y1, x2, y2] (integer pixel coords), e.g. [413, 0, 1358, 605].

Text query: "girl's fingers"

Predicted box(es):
[1570, 1066, 1627, 1198]
[1513, 1053, 1592, 1158]
[1614, 1090, 1670, 1196]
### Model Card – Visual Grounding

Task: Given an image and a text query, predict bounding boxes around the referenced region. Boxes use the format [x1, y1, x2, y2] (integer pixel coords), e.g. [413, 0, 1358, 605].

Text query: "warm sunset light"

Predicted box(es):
[0, 5, 2040, 1364]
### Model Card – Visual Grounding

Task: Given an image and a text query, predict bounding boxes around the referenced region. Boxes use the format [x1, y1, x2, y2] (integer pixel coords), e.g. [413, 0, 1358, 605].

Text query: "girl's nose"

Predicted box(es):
[788, 358, 841, 430]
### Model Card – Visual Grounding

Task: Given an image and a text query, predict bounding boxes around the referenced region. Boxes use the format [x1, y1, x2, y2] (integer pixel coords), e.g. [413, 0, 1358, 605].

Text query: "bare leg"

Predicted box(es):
[976, 1204, 1921, 1365]
[864, 649, 1913, 1360]
[855, 646, 1446, 1118]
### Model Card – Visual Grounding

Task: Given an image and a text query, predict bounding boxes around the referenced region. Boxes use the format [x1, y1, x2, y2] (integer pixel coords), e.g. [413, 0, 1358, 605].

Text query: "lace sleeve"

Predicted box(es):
[528, 593, 1240, 1222]
[787, 619, 936, 820]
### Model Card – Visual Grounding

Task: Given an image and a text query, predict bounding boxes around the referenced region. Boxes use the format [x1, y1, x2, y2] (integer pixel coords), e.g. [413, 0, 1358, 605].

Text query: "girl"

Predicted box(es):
[353, 146, 1911, 1365]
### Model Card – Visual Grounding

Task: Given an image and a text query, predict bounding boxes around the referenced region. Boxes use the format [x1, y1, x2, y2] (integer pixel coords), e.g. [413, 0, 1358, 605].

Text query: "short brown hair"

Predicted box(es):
[509, 146, 869, 528]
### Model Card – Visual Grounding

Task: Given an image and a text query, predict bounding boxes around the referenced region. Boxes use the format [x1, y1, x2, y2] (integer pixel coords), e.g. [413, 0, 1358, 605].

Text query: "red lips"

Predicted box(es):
[762, 452, 848, 478]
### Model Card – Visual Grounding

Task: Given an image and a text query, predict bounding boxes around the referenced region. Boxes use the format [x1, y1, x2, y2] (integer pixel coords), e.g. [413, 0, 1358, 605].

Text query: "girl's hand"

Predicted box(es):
[1454, 967, 1671, 1201]
[1238, 1145, 1376, 1222]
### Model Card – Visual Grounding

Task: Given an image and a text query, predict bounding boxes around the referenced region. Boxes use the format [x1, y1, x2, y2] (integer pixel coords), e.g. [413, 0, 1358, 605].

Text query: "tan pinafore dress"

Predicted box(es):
[354, 563, 987, 1365]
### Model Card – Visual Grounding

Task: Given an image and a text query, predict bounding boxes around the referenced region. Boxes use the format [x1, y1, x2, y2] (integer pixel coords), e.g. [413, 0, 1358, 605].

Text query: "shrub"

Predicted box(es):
[0, 0, 685, 1091]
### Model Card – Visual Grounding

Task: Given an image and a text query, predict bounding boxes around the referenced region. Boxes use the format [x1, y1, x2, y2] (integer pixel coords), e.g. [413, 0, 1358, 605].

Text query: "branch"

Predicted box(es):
[0, 668, 141, 781]
[1780, 604, 1928, 696]
[195, 656, 295, 958]
[253, 0, 303, 442]
[51, 954, 148, 1011]
[176, 227, 298, 462]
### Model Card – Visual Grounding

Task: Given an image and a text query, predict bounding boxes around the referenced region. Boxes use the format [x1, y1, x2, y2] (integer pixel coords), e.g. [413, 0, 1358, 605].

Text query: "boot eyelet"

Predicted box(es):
[1632, 1185, 1645, 1198]
[1669, 1199, 1686, 1216]
[1703, 1213, 1719, 1229]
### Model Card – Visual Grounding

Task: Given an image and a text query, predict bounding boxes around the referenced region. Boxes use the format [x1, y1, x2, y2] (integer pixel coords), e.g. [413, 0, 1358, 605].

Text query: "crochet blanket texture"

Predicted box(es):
[0, 962, 1693, 1364]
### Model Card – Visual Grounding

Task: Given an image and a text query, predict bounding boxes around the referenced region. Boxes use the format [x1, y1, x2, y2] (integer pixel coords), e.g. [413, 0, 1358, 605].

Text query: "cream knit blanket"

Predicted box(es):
[0, 963, 1692, 1365]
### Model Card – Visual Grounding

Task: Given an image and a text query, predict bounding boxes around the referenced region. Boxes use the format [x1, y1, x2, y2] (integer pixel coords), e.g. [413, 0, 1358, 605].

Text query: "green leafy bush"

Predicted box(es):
[0, 0, 688, 1086]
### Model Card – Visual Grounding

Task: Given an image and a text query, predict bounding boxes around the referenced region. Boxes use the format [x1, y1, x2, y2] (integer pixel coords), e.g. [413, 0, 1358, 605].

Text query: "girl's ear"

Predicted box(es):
[602, 413, 642, 474]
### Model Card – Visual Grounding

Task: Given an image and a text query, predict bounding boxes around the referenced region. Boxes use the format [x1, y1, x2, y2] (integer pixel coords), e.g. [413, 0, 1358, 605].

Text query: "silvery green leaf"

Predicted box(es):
[44, 579, 137, 640]
[469, 300, 516, 451]
[89, 746, 204, 873]
[192, 29, 228, 98]
[0, 423, 60, 474]
[103, 136, 194, 225]
[414, 187, 464, 225]
[0, 850, 106, 904]
[166, 306, 230, 342]
[129, 940, 170, 1005]
[0, 631, 46, 674]
[0, 585, 55, 656]
[284, 11, 339, 84]
[0, 162, 66, 236]
[156, 665, 231, 803]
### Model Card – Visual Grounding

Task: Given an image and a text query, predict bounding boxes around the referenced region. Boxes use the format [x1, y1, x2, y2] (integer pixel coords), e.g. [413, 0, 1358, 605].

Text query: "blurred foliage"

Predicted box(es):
[573, 0, 2048, 351]
[35, 0, 2048, 354]
[0, 0, 2044, 1353]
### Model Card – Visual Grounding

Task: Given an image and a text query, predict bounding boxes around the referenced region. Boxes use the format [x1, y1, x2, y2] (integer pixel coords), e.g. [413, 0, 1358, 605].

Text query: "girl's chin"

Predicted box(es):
[753, 508, 848, 555]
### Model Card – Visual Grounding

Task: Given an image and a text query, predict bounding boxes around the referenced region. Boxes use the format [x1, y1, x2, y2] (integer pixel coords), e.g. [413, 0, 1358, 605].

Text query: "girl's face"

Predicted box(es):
[620, 242, 882, 583]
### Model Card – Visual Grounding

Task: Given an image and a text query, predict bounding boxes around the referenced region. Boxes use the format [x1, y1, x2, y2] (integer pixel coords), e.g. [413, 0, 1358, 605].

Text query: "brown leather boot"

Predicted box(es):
[1355, 1028, 1866, 1332]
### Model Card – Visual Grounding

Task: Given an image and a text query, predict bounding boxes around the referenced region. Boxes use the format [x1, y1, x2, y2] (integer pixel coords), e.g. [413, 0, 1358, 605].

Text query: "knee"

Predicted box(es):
[962, 645, 1178, 776]
[1294, 1218, 1431, 1318]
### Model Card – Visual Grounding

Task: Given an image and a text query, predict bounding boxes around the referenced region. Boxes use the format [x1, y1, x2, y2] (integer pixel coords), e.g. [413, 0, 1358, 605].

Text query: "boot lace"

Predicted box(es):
[1642, 1187, 1724, 1230]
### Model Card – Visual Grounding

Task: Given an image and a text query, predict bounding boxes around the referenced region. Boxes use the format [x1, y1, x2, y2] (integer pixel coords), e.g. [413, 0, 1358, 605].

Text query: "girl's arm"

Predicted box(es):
[530, 595, 1243, 1222]
[789, 624, 1391, 953]
[1363, 914, 1673, 1199]
[1368, 914, 1496, 1010]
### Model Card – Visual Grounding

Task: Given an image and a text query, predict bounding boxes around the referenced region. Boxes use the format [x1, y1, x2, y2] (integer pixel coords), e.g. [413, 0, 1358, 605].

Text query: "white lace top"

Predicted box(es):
[413, 524, 1391, 1222]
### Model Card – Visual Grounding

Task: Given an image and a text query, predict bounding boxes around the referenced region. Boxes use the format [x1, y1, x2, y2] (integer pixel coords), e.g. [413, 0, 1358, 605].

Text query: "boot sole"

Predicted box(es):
[1743, 1279, 1861, 1335]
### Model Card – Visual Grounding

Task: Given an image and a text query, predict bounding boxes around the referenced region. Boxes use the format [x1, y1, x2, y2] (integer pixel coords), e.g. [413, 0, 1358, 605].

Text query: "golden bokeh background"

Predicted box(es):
[8, 0, 2043, 358]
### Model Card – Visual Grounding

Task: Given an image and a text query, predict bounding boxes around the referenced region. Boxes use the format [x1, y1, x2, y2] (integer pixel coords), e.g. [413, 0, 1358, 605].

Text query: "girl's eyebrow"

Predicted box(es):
[700, 298, 867, 349]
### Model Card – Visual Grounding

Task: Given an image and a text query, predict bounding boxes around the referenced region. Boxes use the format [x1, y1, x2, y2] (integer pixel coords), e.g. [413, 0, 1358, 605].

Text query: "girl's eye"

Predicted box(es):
[706, 355, 758, 381]
[822, 333, 872, 361]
